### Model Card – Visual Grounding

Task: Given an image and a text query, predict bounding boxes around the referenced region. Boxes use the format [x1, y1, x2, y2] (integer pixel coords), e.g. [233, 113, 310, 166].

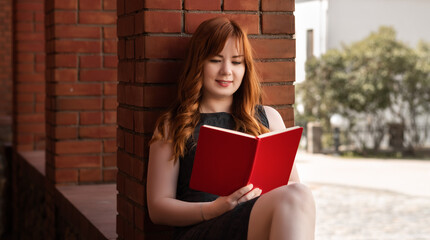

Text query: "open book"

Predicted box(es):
[189, 125, 303, 196]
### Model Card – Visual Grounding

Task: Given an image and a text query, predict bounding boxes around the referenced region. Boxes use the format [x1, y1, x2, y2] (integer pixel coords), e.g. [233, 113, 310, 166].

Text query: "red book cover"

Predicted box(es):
[189, 125, 303, 196]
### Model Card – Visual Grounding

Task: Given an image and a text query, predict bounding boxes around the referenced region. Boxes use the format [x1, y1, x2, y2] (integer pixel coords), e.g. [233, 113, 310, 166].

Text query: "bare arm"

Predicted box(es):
[147, 130, 261, 226]
[263, 105, 301, 183]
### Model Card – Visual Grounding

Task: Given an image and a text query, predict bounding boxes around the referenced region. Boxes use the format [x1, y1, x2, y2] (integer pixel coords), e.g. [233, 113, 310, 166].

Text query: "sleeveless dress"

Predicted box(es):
[174, 106, 270, 240]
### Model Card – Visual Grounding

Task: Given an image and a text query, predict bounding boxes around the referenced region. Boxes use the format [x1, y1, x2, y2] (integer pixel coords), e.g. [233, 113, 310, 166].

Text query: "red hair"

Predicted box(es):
[151, 17, 269, 161]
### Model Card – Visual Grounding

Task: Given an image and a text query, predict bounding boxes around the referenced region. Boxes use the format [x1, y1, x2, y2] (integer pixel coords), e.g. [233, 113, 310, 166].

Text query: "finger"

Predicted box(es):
[237, 188, 261, 204]
[230, 184, 253, 200]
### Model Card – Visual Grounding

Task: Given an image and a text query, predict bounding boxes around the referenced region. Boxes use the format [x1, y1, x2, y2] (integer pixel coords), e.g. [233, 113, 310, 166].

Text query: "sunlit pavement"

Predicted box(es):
[295, 150, 430, 239]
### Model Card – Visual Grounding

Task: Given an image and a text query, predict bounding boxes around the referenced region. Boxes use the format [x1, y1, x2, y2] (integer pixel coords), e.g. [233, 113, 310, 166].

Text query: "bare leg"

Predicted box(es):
[248, 183, 316, 240]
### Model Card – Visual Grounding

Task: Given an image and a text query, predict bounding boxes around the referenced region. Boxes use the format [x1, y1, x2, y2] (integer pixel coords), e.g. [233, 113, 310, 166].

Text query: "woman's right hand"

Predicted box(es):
[202, 184, 262, 220]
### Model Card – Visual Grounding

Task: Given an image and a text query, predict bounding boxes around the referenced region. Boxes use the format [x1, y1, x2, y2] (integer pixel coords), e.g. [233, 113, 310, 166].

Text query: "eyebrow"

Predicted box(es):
[216, 54, 244, 58]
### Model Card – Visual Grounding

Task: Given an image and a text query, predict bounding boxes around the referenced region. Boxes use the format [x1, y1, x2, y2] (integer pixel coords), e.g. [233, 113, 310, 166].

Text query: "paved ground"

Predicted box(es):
[295, 151, 430, 240]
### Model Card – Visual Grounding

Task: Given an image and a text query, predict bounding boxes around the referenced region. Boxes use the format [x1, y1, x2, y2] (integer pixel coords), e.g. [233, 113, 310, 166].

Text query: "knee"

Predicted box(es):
[277, 183, 316, 214]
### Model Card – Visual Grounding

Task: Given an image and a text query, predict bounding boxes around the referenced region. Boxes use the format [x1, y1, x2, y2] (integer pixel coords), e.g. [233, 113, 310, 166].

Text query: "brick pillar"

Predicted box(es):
[44, 0, 117, 185]
[0, 0, 13, 144]
[116, 0, 295, 239]
[12, 0, 46, 151]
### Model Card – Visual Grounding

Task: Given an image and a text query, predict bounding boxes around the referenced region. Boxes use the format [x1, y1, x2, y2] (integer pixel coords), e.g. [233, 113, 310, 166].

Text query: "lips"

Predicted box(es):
[215, 80, 233, 87]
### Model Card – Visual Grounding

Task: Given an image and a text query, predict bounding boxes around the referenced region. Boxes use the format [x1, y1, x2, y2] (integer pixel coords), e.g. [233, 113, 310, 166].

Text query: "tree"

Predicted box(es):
[297, 27, 430, 153]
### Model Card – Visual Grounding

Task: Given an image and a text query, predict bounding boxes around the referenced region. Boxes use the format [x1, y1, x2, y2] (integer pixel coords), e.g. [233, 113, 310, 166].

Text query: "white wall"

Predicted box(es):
[327, 0, 430, 49]
[295, 0, 328, 83]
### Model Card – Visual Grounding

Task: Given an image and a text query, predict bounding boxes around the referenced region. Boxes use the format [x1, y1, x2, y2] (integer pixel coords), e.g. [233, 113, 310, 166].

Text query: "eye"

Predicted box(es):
[209, 59, 221, 63]
[232, 61, 243, 65]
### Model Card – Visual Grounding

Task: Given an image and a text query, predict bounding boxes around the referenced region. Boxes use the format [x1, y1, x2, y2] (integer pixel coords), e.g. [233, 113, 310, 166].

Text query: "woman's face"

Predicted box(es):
[202, 37, 245, 100]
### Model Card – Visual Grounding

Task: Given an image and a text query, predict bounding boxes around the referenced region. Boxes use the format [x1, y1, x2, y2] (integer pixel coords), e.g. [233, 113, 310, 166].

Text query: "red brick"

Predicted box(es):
[262, 14, 294, 34]
[80, 112, 103, 125]
[135, 37, 144, 59]
[104, 139, 116, 153]
[145, 36, 189, 59]
[125, 177, 145, 204]
[79, 11, 116, 24]
[54, 0, 77, 10]
[55, 40, 101, 53]
[79, 0, 101, 10]
[262, 85, 294, 105]
[55, 155, 101, 168]
[185, 0, 220, 10]
[16, 42, 45, 52]
[54, 54, 77, 68]
[103, 27, 117, 39]
[16, 2, 44, 11]
[104, 0, 116, 10]
[117, 107, 133, 130]
[53, 112, 78, 125]
[117, 15, 135, 37]
[104, 40, 117, 53]
[35, 23, 44, 32]
[144, 11, 181, 33]
[54, 69, 77, 82]
[16, 53, 33, 63]
[277, 107, 294, 127]
[53, 83, 102, 96]
[15, 33, 44, 41]
[55, 25, 101, 39]
[16, 113, 44, 123]
[185, 13, 259, 34]
[104, 111, 116, 124]
[16, 83, 44, 93]
[118, 39, 126, 59]
[118, 61, 134, 83]
[144, 0, 182, 10]
[117, 0, 125, 15]
[250, 38, 295, 59]
[137, 61, 182, 83]
[55, 140, 102, 154]
[103, 154, 116, 167]
[54, 11, 77, 24]
[262, 0, 294, 11]
[15, 12, 33, 21]
[55, 126, 78, 139]
[79, 126, 116, 138]
[16, 73, 44, 83]
[56, 98, 102, 110]
[80, 55, 102, 68]
[16, 123, 45, 134]
[125, 0, 144, 13]
[103, 97, 117, 110]
[103, 56, 118, 68]
[103, 169, 117, 181]
[55, 169, 78, 183]
[255, 61, 295, 82]
[224, 0, 258, 10]
[79, 168, 102, 182]
[104, 83, 117, 95]
[143, 86, 177, 108]
[80, 69, 117, 82]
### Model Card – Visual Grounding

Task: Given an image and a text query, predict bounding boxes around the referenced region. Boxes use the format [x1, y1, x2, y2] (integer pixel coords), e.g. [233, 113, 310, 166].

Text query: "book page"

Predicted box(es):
[258, 126, 302, 138]
[202, 125, 256, 139]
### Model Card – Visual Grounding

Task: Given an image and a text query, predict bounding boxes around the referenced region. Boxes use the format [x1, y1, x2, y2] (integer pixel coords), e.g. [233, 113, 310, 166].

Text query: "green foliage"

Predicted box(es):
[297, 26, 430, 152]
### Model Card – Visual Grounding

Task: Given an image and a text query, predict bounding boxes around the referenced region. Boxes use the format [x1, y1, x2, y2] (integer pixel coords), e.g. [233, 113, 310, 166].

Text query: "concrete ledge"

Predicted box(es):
[16, 151, 117, 239]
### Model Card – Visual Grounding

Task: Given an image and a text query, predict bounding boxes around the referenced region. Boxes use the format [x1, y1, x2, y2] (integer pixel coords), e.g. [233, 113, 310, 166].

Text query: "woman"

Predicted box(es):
[147, 17, 316, 240]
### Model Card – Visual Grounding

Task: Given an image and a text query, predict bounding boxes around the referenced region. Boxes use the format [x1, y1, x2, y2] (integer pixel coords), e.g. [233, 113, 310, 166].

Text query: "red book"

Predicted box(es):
[190, 125, 303, 196]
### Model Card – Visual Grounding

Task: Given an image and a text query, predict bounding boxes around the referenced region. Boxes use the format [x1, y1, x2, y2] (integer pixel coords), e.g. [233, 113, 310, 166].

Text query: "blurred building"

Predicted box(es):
[295, 0, 430, 83]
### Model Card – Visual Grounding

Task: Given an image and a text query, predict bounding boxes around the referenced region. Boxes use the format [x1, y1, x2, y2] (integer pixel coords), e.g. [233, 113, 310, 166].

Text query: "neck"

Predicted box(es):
[200, 96, 233, 113]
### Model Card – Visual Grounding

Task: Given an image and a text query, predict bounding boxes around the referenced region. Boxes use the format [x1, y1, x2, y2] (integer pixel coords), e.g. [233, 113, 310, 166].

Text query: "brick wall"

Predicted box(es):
[12, 0, 45, 151]
[44, 0, 117, 185]
[0, 0, 13, 144]
[116, 0, 296, 239]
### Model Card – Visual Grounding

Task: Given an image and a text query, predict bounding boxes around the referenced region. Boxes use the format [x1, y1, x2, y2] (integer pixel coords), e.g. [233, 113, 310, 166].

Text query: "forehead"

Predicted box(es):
[219, 37, 243, 54]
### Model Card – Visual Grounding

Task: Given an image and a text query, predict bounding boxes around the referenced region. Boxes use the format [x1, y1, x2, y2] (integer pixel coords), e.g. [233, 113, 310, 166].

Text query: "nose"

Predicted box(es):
[220, 61, 232, 76]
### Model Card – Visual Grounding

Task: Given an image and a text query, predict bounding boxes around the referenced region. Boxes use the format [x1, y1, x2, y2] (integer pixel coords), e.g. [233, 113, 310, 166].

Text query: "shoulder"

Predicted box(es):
[262, 106, 286, 131]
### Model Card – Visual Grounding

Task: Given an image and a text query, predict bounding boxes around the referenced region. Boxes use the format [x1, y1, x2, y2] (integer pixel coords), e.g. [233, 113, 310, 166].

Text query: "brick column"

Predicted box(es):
[116, 0, 295, 239]
[0, 0, 12, 144]
[44, 0, 117, 185]
[12, 0, 46, 151]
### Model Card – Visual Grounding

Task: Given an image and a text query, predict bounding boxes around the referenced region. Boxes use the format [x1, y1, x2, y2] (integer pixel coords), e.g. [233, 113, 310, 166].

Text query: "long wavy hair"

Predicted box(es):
[151, 17, 269, 161]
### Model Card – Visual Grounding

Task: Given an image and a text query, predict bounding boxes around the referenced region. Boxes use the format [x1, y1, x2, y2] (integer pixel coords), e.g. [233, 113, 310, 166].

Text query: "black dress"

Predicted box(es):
[174, 107, 270, 240]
